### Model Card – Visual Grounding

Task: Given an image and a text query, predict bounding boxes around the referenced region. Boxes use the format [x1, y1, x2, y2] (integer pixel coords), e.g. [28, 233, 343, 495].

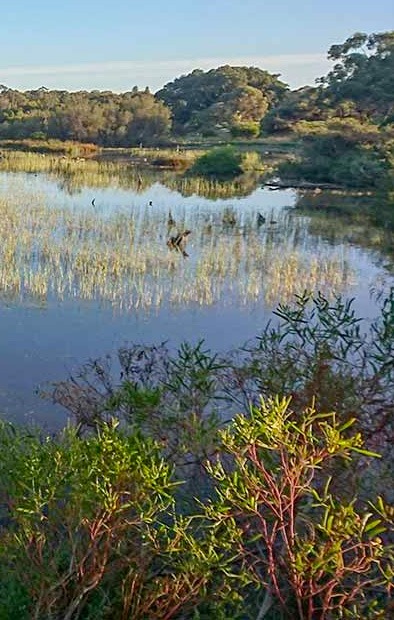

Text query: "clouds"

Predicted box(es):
[0, 53, 333, 92]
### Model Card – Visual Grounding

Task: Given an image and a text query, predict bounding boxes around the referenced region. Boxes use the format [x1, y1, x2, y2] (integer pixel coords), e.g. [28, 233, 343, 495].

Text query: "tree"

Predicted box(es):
[263, 31, 394, 134]
[0, 87, 172, 146]
[320, 30, 394, 120]
[156, 65, 288, 135]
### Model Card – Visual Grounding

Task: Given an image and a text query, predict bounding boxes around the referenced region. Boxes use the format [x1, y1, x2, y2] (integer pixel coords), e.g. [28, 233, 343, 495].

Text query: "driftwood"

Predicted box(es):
[264, 179, 344, 190]
[166, 230, 191, 257]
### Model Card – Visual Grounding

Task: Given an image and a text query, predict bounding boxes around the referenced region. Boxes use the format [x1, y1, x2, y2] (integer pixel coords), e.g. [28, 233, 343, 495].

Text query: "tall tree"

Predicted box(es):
[156, 65, 288, 135]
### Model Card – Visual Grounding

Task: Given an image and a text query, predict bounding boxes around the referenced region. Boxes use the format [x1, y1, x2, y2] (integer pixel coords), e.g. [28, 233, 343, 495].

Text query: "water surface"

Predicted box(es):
[0, 170, 390, 427]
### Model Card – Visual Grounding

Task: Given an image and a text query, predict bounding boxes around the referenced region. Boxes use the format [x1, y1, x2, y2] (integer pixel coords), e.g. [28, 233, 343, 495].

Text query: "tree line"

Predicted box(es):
[0, 86, 172, 146]
[0, 30, 392, 157]
[0, 64, 287, 145]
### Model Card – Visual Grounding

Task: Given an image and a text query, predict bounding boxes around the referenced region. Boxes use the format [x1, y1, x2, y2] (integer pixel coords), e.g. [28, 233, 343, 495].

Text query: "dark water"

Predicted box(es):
[0, 171, 391, 428]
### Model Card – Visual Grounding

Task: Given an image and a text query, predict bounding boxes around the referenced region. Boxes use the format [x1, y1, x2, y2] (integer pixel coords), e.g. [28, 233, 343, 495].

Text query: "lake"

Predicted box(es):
[0, 167, 391, 428]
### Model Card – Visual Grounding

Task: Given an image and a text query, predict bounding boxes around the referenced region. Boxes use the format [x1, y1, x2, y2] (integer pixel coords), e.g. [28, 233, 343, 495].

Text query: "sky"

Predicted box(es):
[1, 1, 392, 92]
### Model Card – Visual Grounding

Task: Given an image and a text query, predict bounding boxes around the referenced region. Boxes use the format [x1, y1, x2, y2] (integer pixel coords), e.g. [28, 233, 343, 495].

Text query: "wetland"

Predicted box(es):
[0, 153, 392, 427]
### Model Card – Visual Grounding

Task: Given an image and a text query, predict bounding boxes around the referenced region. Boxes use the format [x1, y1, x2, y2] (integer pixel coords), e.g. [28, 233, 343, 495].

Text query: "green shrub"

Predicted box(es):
[49, 291, 394, 500]
[0, 421, 233, 619]
[206, 396, 392, 620]
[278, 120, 393, 188]
[230, 121, 260, 138]
[0, 399, 391, 619]
[191, 146, 243, 177]
[191, 146, 263, 177]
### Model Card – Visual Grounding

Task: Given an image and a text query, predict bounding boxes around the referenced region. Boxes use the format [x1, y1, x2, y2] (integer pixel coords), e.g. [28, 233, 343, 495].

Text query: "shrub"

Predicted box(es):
[224, 289, 394, 501]
[191, 146, 243, 177]
[0, 400, 391, 619]
[230, 121, 260, 138]
[48, 291, 394, 499]
[0, 421, 232, 619]
[191, 146, 264, 177]
[205, 396, 392, 619]
[239, 150, 263, 173]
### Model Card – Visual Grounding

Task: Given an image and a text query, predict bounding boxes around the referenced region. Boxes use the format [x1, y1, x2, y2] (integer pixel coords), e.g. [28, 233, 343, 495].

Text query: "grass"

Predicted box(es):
[0, 150, 272, 198]
[0, 150, 160, 191]
[0, 177, 355, 311]
[0, 138, 100, 156]
[130, 146, 205, 169]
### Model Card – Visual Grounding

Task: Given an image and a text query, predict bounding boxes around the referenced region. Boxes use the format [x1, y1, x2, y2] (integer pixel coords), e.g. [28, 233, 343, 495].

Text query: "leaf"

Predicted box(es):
[364, 518, 382, 533]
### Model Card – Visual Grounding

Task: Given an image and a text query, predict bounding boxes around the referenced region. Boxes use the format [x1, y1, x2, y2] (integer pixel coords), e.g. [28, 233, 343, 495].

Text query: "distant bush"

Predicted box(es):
[278, 120, 394, 188]
[150, 149, 201, 169]
[29, 131, 47, 140]
[230, 120, 260, 138]
[239, 150, 263, 173]
[0, 139, 100, 157]
[192, 146, 243, 176]
[191, 146, 263, 177]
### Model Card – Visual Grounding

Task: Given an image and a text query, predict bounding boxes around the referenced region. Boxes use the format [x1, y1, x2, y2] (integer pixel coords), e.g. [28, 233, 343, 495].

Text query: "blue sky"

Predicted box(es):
[1, 0, 392, 92]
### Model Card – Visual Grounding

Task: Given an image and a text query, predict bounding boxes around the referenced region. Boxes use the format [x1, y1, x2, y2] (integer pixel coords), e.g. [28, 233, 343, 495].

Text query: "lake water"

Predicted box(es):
[0, 169, 391, 428]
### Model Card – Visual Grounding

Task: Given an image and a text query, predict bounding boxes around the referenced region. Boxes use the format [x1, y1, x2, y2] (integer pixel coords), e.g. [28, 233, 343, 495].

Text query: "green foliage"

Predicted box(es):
[224, 289, 394, 503]
[278, 118, 393, 188]
[263, 30, 394, 142]
[0, 399, 391, 618]
[191, 146, 263, 177]
[321, 30, 394, 120]
[0, 33, 392, 151]
[1, 290, 393, 617]
[0, 87, 172, 147]
[51, 340, 227, 491]
[261, 86, 330, 134]
[230, 120, 261, 138]
[156, 65, 287, 135]
[0, 421, 233, 619]
[205, 397, 391, 619]
[49, 291, 394, 505]
[191, 146, 243, 176]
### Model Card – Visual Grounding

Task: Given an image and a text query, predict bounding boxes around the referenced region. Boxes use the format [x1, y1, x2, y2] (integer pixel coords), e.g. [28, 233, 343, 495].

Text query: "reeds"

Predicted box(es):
[0, 151, 159, 192]
[0, 178, 355, 312]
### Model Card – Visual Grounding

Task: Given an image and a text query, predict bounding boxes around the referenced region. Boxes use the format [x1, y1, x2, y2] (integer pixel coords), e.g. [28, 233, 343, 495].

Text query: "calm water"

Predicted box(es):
[0, 170, 391, 427]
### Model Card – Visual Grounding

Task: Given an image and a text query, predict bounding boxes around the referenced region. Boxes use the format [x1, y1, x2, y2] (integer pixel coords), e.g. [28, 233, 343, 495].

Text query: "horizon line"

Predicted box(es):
[0, 53, 333, 91]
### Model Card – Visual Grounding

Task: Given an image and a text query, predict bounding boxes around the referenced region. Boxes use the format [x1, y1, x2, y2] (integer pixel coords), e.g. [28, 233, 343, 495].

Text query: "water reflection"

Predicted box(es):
[0, 151, 262, 198]
[0, 164, 391, 426]
[163, 173, 261, 199]
[0, 178, 357, 312]
[294, 190, 394, 269]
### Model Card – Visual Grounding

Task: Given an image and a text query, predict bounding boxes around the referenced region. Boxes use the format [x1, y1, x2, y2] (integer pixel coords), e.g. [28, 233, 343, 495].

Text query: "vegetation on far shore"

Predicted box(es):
[0, 30, 392, 189]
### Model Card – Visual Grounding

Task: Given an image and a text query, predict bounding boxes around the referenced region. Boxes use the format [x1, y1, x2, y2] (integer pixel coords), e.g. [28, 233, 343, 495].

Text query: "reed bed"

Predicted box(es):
[129, 147, 205, 169]
[0, 151, 158, 192]
[0, 150, 267, 198]
[0, 180, 356, 312]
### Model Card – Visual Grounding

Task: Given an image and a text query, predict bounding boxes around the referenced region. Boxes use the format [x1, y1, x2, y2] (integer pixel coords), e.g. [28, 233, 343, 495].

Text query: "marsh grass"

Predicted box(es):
[0, 151, 159, 192]
[0, 138, 99, 156]
[0, 178, 355, 311]
[129, 146, 205, 169]
[0, 151, 266, 198]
